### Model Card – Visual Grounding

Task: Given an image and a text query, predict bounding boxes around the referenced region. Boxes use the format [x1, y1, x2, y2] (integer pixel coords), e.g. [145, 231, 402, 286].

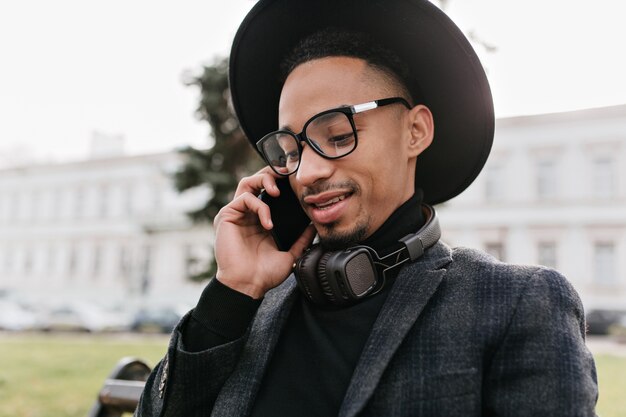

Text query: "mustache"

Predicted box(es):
[300, 180, 360, 200]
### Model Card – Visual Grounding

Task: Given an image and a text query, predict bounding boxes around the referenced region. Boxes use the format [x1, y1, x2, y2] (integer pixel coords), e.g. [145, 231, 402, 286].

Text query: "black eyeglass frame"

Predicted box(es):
[256, 97, 411, 176]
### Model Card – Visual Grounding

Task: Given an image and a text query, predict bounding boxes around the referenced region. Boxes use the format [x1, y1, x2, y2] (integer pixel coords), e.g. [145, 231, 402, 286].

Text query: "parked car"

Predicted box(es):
[586, 309, 626, 335]
[40, 303, 131, 333]
[130, 307, 181, 333]
[0, 301, 40, 331]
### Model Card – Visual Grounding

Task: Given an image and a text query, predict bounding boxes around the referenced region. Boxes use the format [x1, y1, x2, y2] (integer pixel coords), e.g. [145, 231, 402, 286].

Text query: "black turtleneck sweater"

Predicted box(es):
[183, 192, 424, 416]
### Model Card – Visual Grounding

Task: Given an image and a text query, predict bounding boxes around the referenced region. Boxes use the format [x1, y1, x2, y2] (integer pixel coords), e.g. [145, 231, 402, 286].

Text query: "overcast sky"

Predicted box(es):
[1, 0, 625, 165]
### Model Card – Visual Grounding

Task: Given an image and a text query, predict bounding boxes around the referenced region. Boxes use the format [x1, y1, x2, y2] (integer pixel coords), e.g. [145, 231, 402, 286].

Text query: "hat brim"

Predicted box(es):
[229, 0, 494, 205]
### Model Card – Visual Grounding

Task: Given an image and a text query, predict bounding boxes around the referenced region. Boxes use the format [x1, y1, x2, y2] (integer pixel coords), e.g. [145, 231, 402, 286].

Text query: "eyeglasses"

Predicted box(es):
[256, 97, 411, 176]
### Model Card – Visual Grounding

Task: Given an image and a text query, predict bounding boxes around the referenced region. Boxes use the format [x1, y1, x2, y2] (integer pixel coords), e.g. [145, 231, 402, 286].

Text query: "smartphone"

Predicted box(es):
[259, 178, 311, 251]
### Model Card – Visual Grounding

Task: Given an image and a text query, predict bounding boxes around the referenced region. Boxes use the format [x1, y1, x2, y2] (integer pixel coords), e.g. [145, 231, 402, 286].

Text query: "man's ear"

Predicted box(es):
[406, 104, 434, 157]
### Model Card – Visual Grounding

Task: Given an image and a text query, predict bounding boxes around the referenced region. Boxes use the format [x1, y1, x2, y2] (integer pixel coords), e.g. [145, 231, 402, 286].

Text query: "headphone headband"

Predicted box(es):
[295, 203, 441, 306]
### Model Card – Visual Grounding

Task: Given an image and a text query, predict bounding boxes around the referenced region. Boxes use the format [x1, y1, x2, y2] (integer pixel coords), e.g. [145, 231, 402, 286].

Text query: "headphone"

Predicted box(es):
[294, 204, 441, 307]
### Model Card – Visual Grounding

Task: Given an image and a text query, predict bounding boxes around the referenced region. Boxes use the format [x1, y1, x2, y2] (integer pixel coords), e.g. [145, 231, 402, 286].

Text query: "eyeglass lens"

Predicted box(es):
[261, 111, 356, 175]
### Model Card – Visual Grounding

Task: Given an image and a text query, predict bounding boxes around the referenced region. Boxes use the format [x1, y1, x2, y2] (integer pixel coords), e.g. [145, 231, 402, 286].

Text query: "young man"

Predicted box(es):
[136, 1, 598, 416]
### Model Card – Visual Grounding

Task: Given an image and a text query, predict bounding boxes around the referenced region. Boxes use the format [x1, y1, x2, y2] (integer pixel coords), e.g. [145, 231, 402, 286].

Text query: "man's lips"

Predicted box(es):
[303, 190, 353, 224]
[303, 190, 352, 207]
[313, 194, 347, 209]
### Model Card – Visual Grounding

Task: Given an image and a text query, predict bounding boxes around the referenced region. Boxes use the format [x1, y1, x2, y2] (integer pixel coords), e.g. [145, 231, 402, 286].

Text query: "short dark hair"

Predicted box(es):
[280, 28, 414, 104]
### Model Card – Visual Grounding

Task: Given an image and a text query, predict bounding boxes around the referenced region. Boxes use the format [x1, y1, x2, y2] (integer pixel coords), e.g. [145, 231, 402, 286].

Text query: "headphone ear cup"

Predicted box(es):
[316, 251, 336, 303]
[294, 245, 326, 304]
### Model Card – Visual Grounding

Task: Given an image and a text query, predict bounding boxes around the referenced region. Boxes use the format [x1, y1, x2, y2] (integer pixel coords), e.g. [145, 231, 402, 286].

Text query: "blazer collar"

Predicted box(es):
[339, 241, 452, 417]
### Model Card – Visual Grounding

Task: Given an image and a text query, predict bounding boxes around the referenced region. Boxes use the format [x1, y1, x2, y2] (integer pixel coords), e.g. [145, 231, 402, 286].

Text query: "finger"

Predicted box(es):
[234, 169, 280, 198]
[288, 224, 316, 258]
[218, 192, 274, 230]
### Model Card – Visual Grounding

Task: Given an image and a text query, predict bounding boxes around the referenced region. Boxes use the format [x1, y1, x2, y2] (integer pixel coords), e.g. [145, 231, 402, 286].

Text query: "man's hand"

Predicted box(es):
[213, 168, 316, 299]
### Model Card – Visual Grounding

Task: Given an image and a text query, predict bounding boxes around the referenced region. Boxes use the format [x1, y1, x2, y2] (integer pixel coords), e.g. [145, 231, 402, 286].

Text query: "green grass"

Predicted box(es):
[596, 354, 626, 417]
[0, 333, 624, 417]
[0, 333, 168, 417]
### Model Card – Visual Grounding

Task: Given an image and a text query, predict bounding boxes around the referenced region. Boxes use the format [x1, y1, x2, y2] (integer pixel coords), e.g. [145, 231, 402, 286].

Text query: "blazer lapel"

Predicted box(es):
[339, 242, 452, 417]
[211, 277, 298, 417]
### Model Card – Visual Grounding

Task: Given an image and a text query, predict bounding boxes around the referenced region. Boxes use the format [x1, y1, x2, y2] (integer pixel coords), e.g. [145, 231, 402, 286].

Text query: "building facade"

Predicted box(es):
[438, 104, 626, 310]
[2, 105, 625, 311]
[0, 151, 211, 307]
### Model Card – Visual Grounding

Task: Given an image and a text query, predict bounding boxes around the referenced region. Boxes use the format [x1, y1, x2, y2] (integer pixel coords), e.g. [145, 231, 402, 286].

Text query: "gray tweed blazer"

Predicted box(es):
[136, 242, 598, 417]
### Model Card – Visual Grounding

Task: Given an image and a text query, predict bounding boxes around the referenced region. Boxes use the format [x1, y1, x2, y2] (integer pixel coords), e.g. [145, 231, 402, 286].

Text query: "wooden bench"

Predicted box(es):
[87, 357, 151, 417]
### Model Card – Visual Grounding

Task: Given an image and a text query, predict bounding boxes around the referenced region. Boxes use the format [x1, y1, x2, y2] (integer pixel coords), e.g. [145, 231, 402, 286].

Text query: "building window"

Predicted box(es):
[93, 245, 102, 278]
[47, 245, 56, 272]
[484, 164, 505, 201]
[140, 245, 152, 294]
[10, 191, 19, 220]
[119, 246, 131, 278]
[31, 190, 41, 220]
[74, 187, 84, 218]
[485, 242, 506, 262]
[99, 185, 109, 218]
[0, 193, 5, 222]
[50, 189, 60, 219]
[153, 184, 162, 210]
[592, 157, 616, 199]
[0, 246, 6, 273]
[4, 247, 14, 273]
[68, 246, 77, 278]
[536, 159, 558, 199]
[124, 184, 133, 215]
[15, 192, 26, 220]
[23, 248, 33, 275]
[594, 242, 616, 287]
[537, 241, 557, 269]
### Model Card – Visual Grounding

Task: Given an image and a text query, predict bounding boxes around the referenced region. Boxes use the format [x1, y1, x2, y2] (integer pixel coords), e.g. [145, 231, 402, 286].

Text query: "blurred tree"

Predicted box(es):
[175, 56, 264, 281]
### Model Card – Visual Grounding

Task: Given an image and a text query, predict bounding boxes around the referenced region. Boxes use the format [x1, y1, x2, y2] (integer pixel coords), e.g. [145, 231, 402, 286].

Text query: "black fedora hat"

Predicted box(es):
[229, 0, 494, 205]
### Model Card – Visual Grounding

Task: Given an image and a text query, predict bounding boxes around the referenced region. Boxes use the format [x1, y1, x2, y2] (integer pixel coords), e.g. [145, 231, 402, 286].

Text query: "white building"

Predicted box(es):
[0, 151, 211, 307]
[438, 104, 626, 311]
[2, 104, 625, 312]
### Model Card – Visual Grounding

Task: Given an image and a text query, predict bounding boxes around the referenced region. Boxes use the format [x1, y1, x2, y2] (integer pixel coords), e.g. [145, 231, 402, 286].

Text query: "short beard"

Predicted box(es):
[301, 179, 367, 250]
[317, 216, 369, 251]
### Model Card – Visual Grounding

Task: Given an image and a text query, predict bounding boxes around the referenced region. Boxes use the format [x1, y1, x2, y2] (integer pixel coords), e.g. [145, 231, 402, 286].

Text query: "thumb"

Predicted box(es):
[288, 224, 316, 259]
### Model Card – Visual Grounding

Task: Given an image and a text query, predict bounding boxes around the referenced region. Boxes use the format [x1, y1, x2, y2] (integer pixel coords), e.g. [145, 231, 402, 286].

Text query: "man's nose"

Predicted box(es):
[294, 143, 334, 187]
